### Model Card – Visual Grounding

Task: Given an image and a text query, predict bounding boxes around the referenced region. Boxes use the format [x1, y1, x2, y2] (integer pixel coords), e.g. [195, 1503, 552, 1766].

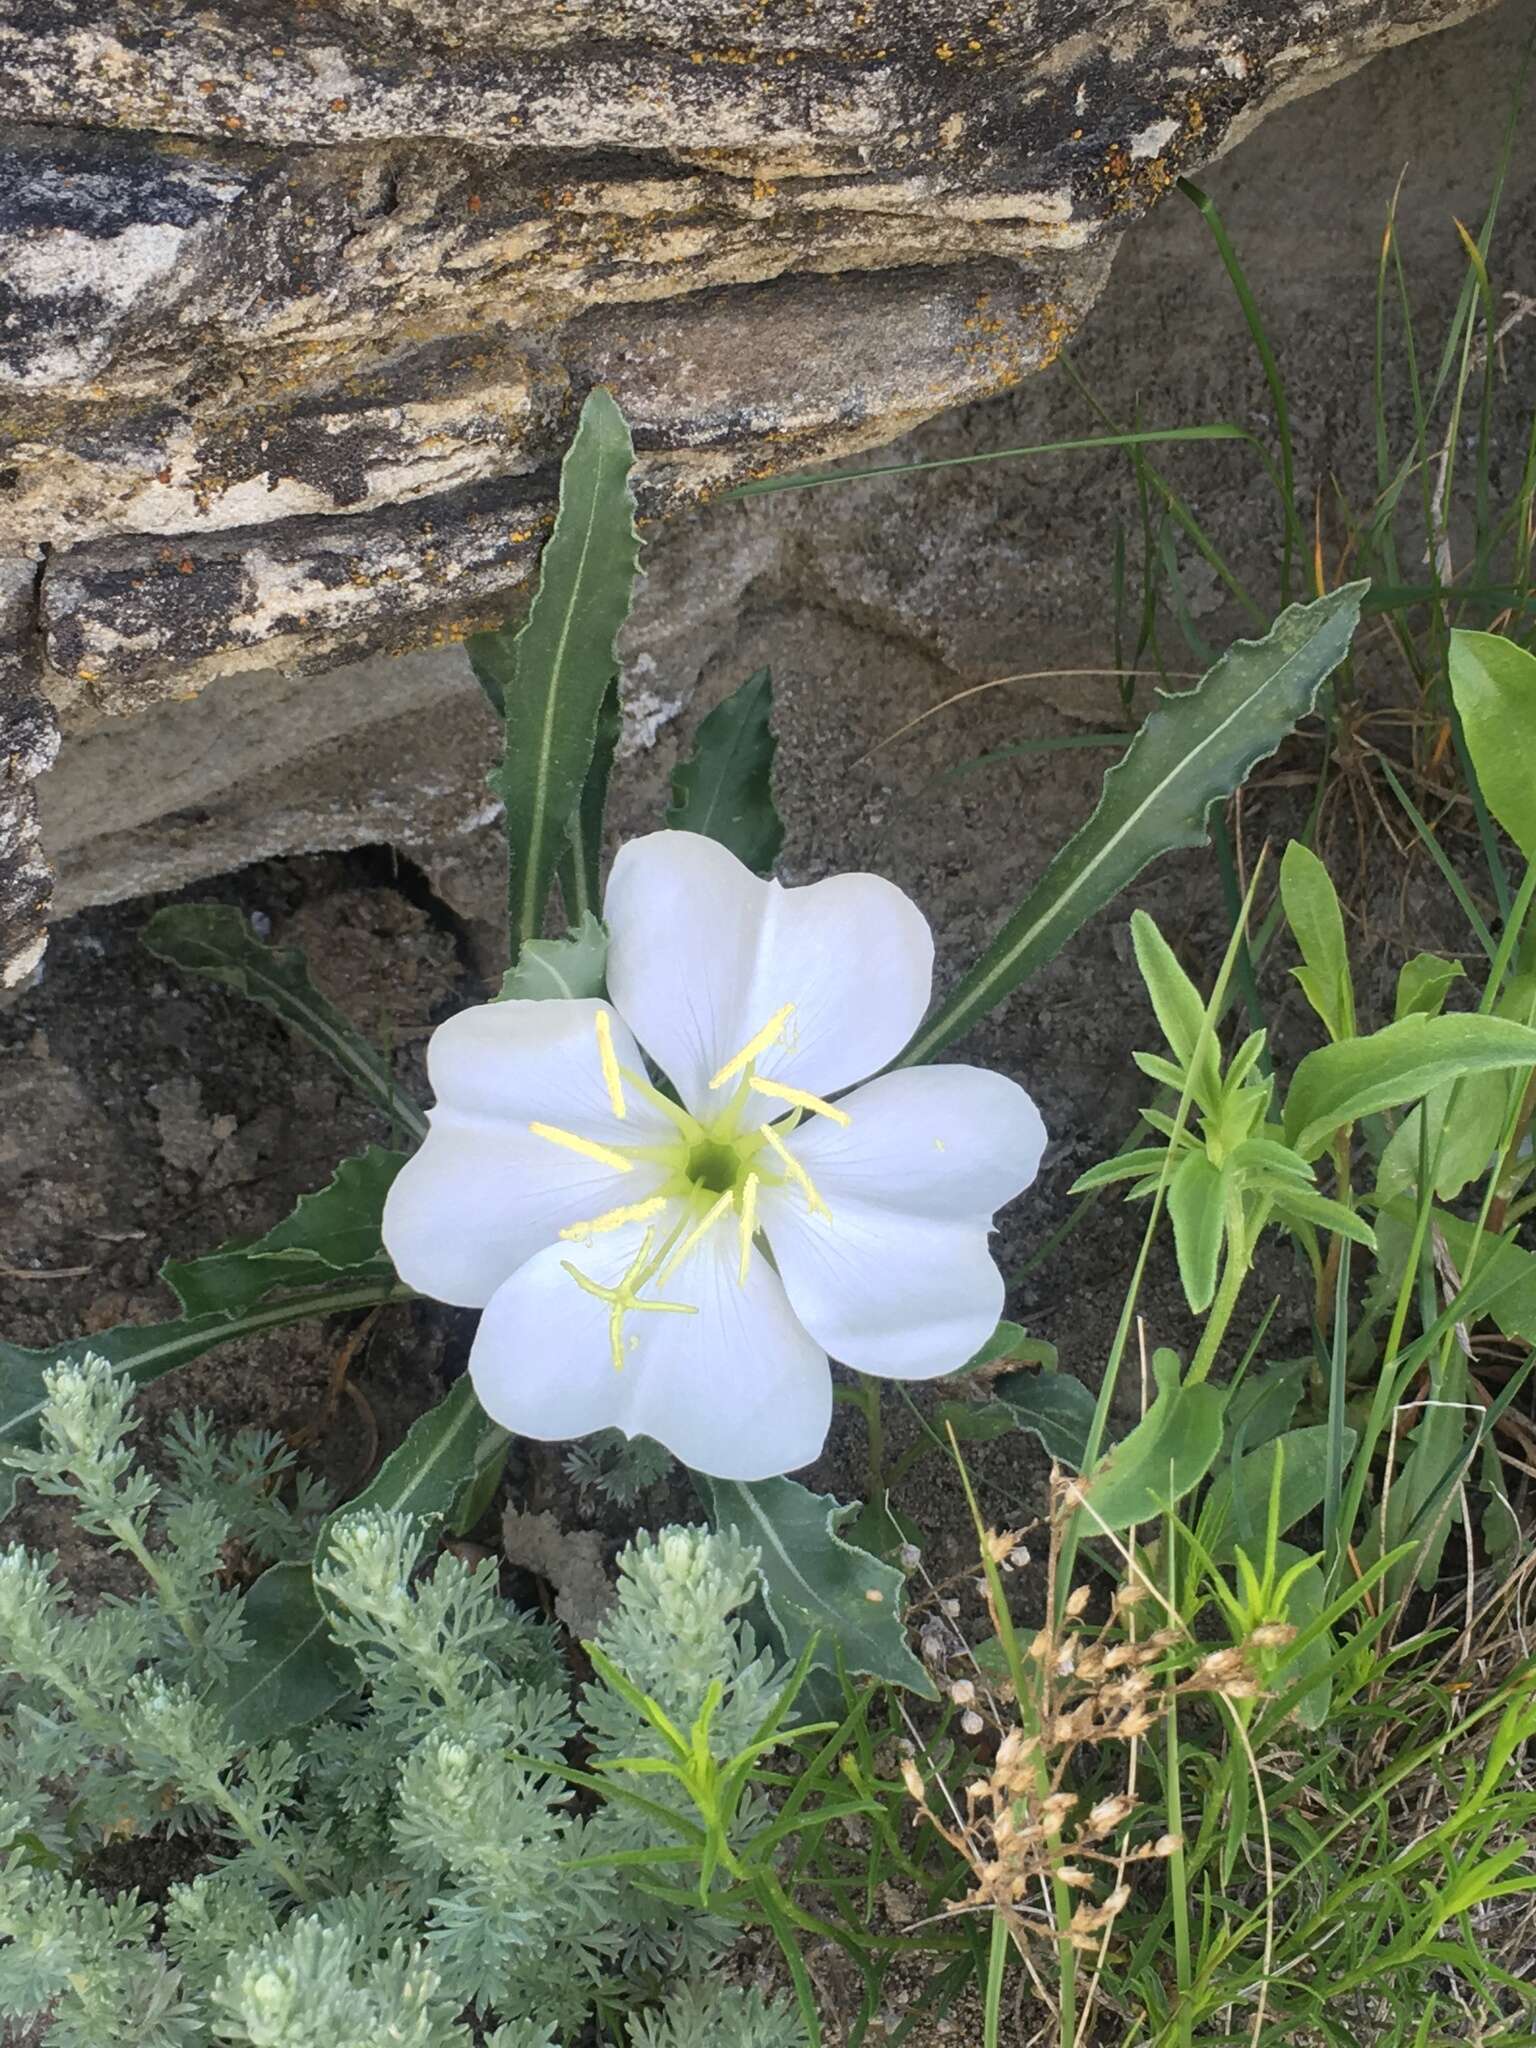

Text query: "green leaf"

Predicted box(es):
[1376, 1070, 1510, 1205]
[143, 905, 424, 1141]
[901, 584, 1366, 1063]
[665, 668, 784, 875]
[1282, 1012, 1536, 1160]
[1448, 630, 1536, 860]
[1071, 1146, 1177, 1194]
[317, 1377, 510, 1559]
[1167, 1150, 1227, 1313]
[1130, 911, 1220, 1105]
[960, 1319, 1058, 1375]
[1425, 1212, 1536, 1344]
[702, 1476, 936, 1698]
[1280, 841, 1354, 1042]
[559, 674, 621, 924]
[164, 1147, 405, 1318]
[471, 388, 640, 960]
[497, 912, 610, 1002]
[1076, 1348, 1226, 1532]
[1267, 1541, 1333, 1731]
[1395, 952, 1465, 1023]
[217, 1561, 353, 1746]
[990, 1368, 1098, 1470]
[1267, 1183, 1377, 1248]
[1205, 1425, 1353, 1559]
[0, 1275, 409, 1519]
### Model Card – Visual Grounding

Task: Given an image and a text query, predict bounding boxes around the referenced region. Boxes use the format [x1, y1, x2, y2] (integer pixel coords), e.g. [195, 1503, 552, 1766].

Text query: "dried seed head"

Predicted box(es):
[1114, 1579, 1152, 1609]
[1154, 1833, 1183, 1857]
[1009, 1545, 1032, 1570]
[1249, 1621, 1297, 1650]
[901, 1759, 926, 1802]
[1116, 1709, 1158, 1739]
[1056, 1865, 1096, 1889]
[1065, 1585, 1092, 1619]
[1083, 1794, 1137, 1838]
[941, 1598, 961, 1619]
[899, 1542, 922, 1570]
[961, 1710, 985, 1736]
[1040, 1791, 1077, 1833]
[949, 1678, 977, 1707]
[985, 1527, 1026, 1564]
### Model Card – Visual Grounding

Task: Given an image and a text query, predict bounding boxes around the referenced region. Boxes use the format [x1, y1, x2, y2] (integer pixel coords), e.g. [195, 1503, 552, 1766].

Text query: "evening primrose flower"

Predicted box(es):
[383, 832, 1046, 1480]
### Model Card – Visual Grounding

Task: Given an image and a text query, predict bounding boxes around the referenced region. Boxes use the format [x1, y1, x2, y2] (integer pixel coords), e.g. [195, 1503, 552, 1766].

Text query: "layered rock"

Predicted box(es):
[0, 0, 1505, 978]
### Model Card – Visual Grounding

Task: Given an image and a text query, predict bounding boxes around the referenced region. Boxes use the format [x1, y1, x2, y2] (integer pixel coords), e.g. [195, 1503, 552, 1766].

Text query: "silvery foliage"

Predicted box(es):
[0, 1357, 804, 2047]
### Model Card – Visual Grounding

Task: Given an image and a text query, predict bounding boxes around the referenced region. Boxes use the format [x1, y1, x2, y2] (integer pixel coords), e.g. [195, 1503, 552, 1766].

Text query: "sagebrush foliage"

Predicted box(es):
[0, 1358, 804, 2047]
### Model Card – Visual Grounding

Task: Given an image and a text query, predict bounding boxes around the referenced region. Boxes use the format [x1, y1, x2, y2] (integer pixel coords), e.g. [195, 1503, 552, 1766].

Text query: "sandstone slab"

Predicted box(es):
[0, 0, 1509, 978]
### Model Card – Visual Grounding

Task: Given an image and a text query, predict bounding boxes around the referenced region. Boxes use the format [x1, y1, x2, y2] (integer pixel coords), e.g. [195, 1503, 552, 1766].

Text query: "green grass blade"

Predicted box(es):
[726, 425, 1255, 498]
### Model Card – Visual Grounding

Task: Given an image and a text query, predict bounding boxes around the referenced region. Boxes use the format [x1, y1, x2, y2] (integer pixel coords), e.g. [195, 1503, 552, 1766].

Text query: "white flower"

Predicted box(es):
[382, 832, 1046, 1480]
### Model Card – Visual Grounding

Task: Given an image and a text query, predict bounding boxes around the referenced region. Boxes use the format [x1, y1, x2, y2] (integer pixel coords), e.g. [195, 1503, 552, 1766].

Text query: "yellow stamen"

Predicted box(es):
[529, 1122, 634, 1174]
[653, 1188, 736, 1285]
[594, 1009, 626, 1119]
[750, 1077, 851, 1125]
[562, 1228, 697, 1373]
[708, 1003, 795, 1092]
[559, 1195, 669, 1241]
[737, 1172, 759, 1284]
[760, 1122, 831, 1219]
[618, 1064, 698, 1135]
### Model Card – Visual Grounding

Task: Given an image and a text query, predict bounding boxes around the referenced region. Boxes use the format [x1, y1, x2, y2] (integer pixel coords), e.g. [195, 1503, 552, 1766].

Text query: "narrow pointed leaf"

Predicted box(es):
[902, 583, 1366, 1063]
[317, 1376, 510, 1556]
[666, 667, 784, 875]
[142, 905, 424, 1140]
[472, 388, 640, 960]
[1280, 840, 1354, 1041]
[1130, 910, 1218, 1101]
[559, 675, 621, 923]
[164, 1146, 405, 1317]
[1167, 1149, 1226, 1312]
[702, 1475, 936, 1697]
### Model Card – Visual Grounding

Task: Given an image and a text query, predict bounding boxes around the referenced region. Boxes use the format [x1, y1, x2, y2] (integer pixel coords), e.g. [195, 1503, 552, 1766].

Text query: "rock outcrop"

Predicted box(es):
[0, 0, 1505, 977]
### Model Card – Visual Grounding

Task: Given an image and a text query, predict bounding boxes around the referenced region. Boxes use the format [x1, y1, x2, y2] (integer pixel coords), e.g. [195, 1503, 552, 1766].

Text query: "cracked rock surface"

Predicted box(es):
[0, 0, 1508, 978]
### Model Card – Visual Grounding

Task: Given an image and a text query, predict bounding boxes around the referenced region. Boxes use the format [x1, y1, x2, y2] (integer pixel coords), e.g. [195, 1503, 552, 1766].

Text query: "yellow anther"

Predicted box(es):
[594, 1009, 626, 1119]
[750, 1077, 851, 1125]
[529, 1122, 634, 1174]
[562, 1228, 697, 1373]
[737, 1171, 759, 1284]
[653, 1188, 735, 1286]
[559, 1195, 669, 1241]
[708, 1003, 795, 1092]
[761, 1122, 831, 1219]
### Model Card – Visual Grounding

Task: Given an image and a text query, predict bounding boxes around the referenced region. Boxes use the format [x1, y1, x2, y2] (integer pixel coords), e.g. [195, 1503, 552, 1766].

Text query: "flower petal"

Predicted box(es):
[759, 1196, 1005, 1381]
[382, 998, 673, 1308]
[755, 1066, 1042, 1378]
[467, 1220, 832, 1480]
[782, 1066, 1048, 1220]
[604, 831, 934, 1121]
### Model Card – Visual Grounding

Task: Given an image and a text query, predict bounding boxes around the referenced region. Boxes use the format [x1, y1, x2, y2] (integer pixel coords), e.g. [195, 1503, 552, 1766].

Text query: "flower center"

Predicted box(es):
[532, 1005, 845, 1370]
[685, 1137, 744, 1196]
